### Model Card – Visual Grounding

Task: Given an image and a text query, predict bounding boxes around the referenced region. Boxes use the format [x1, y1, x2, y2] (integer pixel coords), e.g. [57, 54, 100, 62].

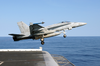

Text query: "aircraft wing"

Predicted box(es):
[29, 22, 45, 35]
[30, 22, 44, 31]
[32, 24, 43, 29]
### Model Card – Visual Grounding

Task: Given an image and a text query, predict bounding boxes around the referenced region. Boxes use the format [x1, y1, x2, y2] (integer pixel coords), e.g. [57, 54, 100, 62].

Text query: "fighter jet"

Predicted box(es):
[9, 21, 87, 45]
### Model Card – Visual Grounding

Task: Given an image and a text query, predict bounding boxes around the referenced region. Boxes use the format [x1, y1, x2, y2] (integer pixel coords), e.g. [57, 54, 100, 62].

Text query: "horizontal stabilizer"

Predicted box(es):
[9, 34, 24, 36]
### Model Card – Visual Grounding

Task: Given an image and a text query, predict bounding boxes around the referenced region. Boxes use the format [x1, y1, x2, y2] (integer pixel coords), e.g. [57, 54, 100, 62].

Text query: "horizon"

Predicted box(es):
[0, 36, 100, 37]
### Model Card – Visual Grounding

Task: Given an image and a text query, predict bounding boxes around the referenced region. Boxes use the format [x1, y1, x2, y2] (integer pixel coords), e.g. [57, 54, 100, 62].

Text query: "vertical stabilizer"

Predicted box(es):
[17, 21, 30, 35]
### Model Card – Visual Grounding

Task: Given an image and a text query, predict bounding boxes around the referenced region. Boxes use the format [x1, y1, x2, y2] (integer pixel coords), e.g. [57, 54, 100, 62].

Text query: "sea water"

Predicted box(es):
[0, 37, 100, 66]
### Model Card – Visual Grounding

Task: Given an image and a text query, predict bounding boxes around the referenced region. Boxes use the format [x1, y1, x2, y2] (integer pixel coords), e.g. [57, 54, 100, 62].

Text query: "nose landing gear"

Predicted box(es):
[63, 30, 67, 38]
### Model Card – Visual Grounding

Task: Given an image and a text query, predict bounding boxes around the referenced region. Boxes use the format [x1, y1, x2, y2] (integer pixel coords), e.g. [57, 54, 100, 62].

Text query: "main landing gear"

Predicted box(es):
[40, 39, 45, 45]
[41, 41, 45, 45]
[40, 35, 45, 45]
[63, 34, 67, 38]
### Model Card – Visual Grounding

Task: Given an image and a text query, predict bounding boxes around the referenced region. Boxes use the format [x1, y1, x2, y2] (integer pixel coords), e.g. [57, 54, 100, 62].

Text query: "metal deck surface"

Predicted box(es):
[0, 50, 75, 66]
[0, 51, 46, 66]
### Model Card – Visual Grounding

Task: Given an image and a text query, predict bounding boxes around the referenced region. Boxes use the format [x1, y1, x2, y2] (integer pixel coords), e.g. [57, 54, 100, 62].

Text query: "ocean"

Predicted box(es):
[0, 37, 100, 66]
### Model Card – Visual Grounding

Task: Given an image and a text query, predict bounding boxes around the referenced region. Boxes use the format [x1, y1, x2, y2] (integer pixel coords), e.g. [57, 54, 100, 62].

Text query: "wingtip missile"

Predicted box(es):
[41, 22, 45, 24]
[30, 22, 45, 25]
[33, 22, 45, 25]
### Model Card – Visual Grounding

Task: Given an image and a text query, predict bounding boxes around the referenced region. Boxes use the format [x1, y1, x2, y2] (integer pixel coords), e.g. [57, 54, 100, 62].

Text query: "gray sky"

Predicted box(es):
[0, 0, 100, 36]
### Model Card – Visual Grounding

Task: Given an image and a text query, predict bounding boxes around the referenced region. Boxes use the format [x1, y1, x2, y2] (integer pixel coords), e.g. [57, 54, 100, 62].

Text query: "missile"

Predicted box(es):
[30, 22, 45, 25]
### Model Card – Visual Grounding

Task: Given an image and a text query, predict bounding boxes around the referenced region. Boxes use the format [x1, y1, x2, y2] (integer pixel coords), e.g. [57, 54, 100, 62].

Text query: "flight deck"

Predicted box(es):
[0, 47, 75, 66]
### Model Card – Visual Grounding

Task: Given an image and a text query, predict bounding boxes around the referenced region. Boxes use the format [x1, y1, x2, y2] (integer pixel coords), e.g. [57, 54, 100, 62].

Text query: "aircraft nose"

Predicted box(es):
[80, 23, 87, 26]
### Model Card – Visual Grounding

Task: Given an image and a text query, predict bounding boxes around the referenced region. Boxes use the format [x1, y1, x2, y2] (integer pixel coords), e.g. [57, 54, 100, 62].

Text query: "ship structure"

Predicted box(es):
[0, 47, 75, 66]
